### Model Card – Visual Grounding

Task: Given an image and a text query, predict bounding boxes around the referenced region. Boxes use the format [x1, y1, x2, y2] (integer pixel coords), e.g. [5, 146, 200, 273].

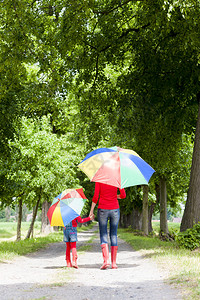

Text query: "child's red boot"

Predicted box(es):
[66, 242, 72, 267]
[72, 248, 78, 269]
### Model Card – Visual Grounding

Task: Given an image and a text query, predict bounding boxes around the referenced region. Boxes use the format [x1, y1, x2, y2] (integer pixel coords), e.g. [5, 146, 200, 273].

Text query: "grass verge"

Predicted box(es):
[0, 232, 63, 261]
[0, 221, 42, 241]
[118, 224, 200, 300]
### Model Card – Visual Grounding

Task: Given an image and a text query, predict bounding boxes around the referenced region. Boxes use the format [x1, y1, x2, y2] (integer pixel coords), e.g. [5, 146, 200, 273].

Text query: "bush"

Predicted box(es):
[0, 218, 6, 222]
[176, 222, 200, 250]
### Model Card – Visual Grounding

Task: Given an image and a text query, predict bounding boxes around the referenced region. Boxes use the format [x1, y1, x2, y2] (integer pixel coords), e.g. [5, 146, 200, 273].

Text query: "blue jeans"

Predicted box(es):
[97, 208, 120, 246]
[63, 222, 78, 242]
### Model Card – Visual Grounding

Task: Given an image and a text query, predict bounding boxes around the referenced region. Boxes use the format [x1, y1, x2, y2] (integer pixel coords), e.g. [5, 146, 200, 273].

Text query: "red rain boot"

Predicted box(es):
[100, 244, 110, 270]
[66, 242, 72, 267]
[71, 248, 78, 269]
[111, 246, 118, 269]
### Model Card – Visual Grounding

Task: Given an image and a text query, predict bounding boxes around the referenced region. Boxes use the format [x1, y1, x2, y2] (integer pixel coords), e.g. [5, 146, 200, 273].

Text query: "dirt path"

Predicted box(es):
[0, 224, 182, 300]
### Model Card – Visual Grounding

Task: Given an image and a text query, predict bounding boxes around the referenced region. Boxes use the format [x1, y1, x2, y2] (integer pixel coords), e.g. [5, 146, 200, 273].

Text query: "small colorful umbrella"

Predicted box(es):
[47, 188, 87, 227]
[78, 146, 155, 189]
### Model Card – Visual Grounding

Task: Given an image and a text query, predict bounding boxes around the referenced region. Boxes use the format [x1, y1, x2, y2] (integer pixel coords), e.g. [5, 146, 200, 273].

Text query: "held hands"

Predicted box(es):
[89, 202, 96, 221]
[89, 213, 95, 221]
[89, 209, 94, 218]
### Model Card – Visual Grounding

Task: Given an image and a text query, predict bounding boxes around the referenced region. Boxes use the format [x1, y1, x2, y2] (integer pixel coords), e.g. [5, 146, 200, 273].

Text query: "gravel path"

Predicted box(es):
[0, 224, 182, 300]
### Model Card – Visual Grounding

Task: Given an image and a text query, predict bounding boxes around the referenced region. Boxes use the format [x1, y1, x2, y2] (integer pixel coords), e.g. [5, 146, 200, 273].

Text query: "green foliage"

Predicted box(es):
[0, 0, 199, 230]
[0, 209, 5, 220]
[166, 134, 193, 207]
[176, 222, 200, 250]
[55, 0, 196, 215]
[1, 115, 82, 210]
[119, 186, 143, 215]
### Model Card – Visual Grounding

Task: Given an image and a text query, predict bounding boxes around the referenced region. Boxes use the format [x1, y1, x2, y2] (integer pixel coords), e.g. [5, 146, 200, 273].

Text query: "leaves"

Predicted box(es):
[0, 0, 199, 225]
[3, 115, 81, 208]
[176, 222, 200, 250]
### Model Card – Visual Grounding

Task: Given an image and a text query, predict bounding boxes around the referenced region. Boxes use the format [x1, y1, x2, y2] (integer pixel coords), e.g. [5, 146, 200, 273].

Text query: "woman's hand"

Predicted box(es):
[89, 214, 95, 221]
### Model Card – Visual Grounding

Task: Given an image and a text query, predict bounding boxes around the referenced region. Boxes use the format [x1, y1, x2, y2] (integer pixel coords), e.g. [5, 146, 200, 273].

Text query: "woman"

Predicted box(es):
[89, 182, 126, 269]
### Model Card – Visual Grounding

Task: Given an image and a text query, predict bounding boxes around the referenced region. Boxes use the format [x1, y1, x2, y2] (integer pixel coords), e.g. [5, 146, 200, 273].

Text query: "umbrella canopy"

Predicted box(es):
[47, 188, 87, 227]
[78, 146, 155, 189]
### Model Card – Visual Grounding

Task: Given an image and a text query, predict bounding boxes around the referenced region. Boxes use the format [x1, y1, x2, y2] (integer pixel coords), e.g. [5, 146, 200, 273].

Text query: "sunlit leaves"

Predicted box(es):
[6, 116, 81, 207]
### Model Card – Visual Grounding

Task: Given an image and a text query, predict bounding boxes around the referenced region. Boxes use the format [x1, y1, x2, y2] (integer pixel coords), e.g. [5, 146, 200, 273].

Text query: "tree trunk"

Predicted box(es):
[25, 193, 41, 239]
[31, 206, 35, 238]
[142, 185, 149, 235]
[181, 98, 200, 231]
[148, 183, 159, 233]
[41, 200, 53, 233]
[131, 208, 142, 230]
[148, 202, 155, 233]
[120, 213, 132, 228]
[5, 206, 11, 221]
[16, 198, 23, 241]
[119, 207, 142, 230]
[160, 177, 169, 234]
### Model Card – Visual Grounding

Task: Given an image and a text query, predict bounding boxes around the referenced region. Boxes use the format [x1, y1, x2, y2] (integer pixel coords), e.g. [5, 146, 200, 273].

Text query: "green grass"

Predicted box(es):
[78, 244, 92, 252]
[0, 221, 42, 241]
[77, 222, 94, 232]
[152, 221, 181, 235]
[0, 231, 63, 261]
[78, 231, 97, 252]
[118, 222, 200, 300]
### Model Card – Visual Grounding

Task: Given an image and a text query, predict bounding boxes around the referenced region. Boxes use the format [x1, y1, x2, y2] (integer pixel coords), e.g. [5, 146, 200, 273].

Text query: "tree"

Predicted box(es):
[1, 0, 199, 232]
[0, 0, 69, 202]
[181, 99, 200, 231]
[55, 0, 200, 231]
[5, 116, 81, 239]
[142, 185, 149, 235]
[41, 200, 52, 234]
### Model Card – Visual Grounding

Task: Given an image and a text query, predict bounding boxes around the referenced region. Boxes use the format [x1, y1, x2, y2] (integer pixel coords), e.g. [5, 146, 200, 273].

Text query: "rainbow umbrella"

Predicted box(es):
[47, 188, 87, 227]
[78, 146, 155, 189]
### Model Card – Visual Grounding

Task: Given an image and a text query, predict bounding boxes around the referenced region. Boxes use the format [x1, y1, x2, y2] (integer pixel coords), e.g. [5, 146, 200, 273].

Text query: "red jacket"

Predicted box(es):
[72, 216, 90, 227]
[92, 182, 126, 210]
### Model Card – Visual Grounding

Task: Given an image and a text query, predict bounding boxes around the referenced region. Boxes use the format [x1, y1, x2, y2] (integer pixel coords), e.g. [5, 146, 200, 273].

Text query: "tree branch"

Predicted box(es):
[100, 22, 150, 52]
[93, 0, 136, 15]
[93, 54, 99, 87]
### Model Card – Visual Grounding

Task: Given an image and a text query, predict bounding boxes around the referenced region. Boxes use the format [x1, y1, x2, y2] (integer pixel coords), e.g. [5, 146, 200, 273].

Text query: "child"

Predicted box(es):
[63, 214, 94, 268]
